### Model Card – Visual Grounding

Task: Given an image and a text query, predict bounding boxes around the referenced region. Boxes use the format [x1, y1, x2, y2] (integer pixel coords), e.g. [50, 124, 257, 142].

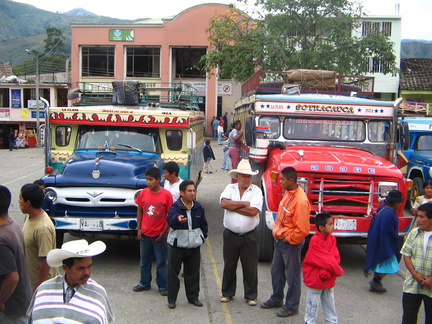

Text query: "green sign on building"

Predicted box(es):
[109, 29, 135, 41]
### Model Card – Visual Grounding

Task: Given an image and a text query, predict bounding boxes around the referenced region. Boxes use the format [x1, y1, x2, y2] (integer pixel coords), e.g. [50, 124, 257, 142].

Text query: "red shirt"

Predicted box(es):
[135, 188, 173, 237]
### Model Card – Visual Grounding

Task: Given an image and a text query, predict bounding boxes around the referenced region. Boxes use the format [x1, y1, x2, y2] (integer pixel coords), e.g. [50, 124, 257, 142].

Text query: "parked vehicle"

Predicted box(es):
[233, 70, 413, 261]
[42, 81, 205, 245]
[400, 117, 432, 209]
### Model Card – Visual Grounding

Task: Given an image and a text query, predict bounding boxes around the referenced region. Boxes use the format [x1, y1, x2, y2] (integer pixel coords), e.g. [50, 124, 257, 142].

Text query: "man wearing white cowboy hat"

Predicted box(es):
[219, 159, 262, 306]
[26, 239, 114, 323]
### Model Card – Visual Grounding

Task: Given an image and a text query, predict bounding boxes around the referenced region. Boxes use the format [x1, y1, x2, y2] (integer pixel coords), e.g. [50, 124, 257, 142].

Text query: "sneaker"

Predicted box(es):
[132, 285, 150, 292]
[246, 299, 258, 306]
[260, 300, 283, 309]
[276, 308, 299, 317]
[220, 296, 232, 303]
[158, 288, 168, 296]
[369, 279, 387, 293]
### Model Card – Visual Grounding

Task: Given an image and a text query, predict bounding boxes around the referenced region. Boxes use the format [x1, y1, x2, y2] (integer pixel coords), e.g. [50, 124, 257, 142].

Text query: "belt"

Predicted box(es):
[226, 228, 256, 236]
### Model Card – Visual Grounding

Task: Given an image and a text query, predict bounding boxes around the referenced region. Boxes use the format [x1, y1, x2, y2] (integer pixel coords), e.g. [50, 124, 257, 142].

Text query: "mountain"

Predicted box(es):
[401, 39, 432, 59]
[0, 0, 146, 66]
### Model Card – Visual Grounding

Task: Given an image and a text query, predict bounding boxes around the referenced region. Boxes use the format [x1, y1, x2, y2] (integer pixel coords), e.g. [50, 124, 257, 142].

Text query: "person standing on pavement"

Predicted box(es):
[211, 116, 219, 139]
[222, 139, 231, 171]
[217, 123, 224, 145]
[261, 166, 310, 318]
[166, 180, 208, 309]
[219, 159, 262, 306]
[227, 121, 249, 182]
[400, 202, 432, 323]
[203, 140, 215, 174]
[303, 213, 344, 324]
[27, 239, 114, 323]
[20, 184, 58, 292]
[8, 130, 15, 151]
[163, 161, 183, 202]
[133, 167, 172, 296]
[223, 112, 228, 134]
[0, 185, 32, 324]
[364, 190, 403, 293]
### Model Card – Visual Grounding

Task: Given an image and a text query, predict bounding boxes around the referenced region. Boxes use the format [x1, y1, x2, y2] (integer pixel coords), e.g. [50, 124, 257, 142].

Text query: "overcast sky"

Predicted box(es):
[14, 0, 432, 40]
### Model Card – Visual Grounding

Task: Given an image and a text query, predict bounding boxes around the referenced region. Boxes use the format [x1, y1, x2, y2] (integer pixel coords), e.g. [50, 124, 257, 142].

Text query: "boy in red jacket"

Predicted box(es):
[302, 213, 344, 324]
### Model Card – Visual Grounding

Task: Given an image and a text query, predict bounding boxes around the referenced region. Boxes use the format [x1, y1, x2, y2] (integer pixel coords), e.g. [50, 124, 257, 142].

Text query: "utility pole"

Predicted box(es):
[25, 49, 40, 147]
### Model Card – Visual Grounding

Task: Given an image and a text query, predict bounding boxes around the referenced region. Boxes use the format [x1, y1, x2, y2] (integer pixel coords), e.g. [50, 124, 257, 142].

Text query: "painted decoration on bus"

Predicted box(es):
[255, 101, 394, 117]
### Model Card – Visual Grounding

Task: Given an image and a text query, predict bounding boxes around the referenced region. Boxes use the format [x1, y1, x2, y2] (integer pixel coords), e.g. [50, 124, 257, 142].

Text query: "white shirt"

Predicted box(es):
[220, 183, 263, 233]
[164, 178, 183, 201]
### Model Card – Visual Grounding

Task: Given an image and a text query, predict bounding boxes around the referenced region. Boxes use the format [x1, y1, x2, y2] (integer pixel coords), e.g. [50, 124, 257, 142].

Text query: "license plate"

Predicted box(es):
[334, 219, 357, 231]
[80, 219, 103, 231]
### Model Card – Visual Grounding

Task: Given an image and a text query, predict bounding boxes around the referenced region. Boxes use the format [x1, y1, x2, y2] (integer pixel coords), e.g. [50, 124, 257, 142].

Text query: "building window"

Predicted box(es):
[362, 21, 392, 36]
[0, 88, 9, 107]
[174, 48, 206, 78]
[365, 57, 391, 74]
[126, 47, 160, 78]
[82, 46, 115, 77]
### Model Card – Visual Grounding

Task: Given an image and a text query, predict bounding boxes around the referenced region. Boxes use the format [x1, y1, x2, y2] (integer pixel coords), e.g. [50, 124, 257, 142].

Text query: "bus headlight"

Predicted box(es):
[378, 182, 398, 201]
[45, 189, 57, 203]
[297, 177, 309, 193]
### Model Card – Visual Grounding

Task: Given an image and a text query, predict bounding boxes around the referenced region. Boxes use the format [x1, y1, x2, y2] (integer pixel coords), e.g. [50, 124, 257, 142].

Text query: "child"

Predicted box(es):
[303, 213, 344, 324]
[203, 140, 215, 174]
[222, 139, 231, 171]
[217, 124, 224, 145]
[411, 179, 432, 216]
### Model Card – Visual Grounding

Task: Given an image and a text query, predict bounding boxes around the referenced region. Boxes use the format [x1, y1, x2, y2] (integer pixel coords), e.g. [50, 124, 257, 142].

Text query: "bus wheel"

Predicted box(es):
[258, 198, 274, 262]
[408, 177, 424, 210]
[56, 230, 65, 248]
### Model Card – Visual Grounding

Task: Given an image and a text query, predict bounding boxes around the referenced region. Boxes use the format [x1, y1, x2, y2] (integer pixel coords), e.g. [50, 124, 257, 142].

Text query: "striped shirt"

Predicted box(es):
[27, 274, 114, 323]
[400, 227, 432, 298]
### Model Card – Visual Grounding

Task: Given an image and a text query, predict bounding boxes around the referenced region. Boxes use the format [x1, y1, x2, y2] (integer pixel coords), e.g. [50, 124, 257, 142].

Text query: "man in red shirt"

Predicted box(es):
[133, 167, 173, 296]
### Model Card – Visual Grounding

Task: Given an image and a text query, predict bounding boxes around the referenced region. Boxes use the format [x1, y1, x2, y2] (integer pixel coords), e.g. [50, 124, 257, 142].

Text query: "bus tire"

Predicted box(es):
[258, 198, 274, 262]
[56, 230, 65, 248]
[245, 116, 256, 147]
[408, 177, 424, 210]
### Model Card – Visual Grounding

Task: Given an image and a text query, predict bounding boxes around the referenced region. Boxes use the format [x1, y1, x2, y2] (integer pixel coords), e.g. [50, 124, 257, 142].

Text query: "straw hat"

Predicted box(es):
[47, 239, 106, 267]
[229, 159, 259, 179]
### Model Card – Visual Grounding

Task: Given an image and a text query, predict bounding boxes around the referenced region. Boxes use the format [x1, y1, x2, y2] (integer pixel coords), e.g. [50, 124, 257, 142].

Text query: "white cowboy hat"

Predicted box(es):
[47, 239, 106, 267]
[229, 159, 259, 179]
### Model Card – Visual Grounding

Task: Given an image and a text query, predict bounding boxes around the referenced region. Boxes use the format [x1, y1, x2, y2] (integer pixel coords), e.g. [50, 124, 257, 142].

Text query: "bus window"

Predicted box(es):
[166, 130, 182, 151]
[258, 116, 279, 139]
[369, 121, 390, 142]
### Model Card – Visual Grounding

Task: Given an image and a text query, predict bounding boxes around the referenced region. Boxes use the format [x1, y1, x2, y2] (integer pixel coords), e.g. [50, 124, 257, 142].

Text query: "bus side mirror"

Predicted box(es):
[398, 121, 410, 151]
[187, 129, 196, 149]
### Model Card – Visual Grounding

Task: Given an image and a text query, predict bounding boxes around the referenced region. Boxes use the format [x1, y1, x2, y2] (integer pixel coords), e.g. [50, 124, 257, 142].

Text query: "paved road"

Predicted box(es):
[0, 144, 424, 323]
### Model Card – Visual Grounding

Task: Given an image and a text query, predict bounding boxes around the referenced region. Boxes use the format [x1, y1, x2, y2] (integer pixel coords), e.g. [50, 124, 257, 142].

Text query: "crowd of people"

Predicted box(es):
[1, 131, 432, 323]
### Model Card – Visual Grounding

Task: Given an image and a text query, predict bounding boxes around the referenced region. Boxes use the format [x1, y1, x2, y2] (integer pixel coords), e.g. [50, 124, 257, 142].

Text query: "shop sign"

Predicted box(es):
[28, 100, 46, 109]
[109, 29, 134, 41]
[31, 111, 45, 118]
[11, 89, 21, 108]
[0, 108, 10, 121]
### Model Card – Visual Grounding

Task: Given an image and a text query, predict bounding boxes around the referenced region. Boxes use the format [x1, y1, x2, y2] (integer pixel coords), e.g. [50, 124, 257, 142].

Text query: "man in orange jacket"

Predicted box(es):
[260, 166, 310, 318]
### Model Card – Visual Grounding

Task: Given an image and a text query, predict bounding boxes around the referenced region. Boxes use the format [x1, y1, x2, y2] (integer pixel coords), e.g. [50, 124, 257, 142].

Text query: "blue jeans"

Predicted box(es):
[223, 149, 231, 170]
[217, 133, 223, 145]
[213, 129, 217, 139]
[268, 239, 304, 311]
[139, 234, 167, 289]
[305, 287, 338, 324]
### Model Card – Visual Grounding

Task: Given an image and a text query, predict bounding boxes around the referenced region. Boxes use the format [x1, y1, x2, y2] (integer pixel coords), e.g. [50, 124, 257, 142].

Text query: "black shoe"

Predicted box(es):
[277, 308, 298, 317]
[133, 285, 150, 292]
[260, 300, 283, 309]
[168, 302, 176, 309]
[189, 299, 203, 307]
[369, 279, 387, 293]
[158, 288, 168, 296]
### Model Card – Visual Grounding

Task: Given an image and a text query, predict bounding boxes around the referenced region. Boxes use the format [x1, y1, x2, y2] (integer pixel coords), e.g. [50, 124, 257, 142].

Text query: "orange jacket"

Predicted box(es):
[272, 186, 310, 245]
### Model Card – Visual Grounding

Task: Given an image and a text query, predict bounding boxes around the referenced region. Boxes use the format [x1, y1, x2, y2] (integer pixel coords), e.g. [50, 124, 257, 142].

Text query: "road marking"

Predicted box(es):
[206, 237, 232, 324]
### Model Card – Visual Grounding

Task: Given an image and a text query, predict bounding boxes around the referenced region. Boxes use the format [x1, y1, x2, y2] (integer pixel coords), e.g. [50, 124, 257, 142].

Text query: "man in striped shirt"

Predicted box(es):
[26, 240, 114, 323]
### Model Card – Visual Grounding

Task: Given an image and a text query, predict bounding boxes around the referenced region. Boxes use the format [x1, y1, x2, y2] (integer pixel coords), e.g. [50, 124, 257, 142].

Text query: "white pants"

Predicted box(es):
[305, 287, 338, 324]
[204, 160, 213, 173]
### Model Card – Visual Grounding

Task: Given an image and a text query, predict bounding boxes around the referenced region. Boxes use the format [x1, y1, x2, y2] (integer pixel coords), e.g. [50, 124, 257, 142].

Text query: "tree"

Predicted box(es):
[201, 0, 398, 82]
[44, 27, 66, 54]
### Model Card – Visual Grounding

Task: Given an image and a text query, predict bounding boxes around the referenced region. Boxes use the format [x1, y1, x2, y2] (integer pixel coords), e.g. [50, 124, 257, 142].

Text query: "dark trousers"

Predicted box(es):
[402, 292, 432, 324]
[221, 228, 259, 300]
[167, 244, 201, 303]
[269, 239, 304, 311]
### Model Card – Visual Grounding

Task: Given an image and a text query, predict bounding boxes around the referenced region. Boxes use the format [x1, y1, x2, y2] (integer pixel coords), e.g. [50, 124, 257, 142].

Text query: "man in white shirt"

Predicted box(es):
[219, 159, 263, 306]
[163, 161, 183, 201]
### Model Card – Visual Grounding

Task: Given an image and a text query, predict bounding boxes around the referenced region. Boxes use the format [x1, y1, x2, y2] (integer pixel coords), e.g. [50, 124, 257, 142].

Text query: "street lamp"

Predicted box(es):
[25, 49, 40, 147]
